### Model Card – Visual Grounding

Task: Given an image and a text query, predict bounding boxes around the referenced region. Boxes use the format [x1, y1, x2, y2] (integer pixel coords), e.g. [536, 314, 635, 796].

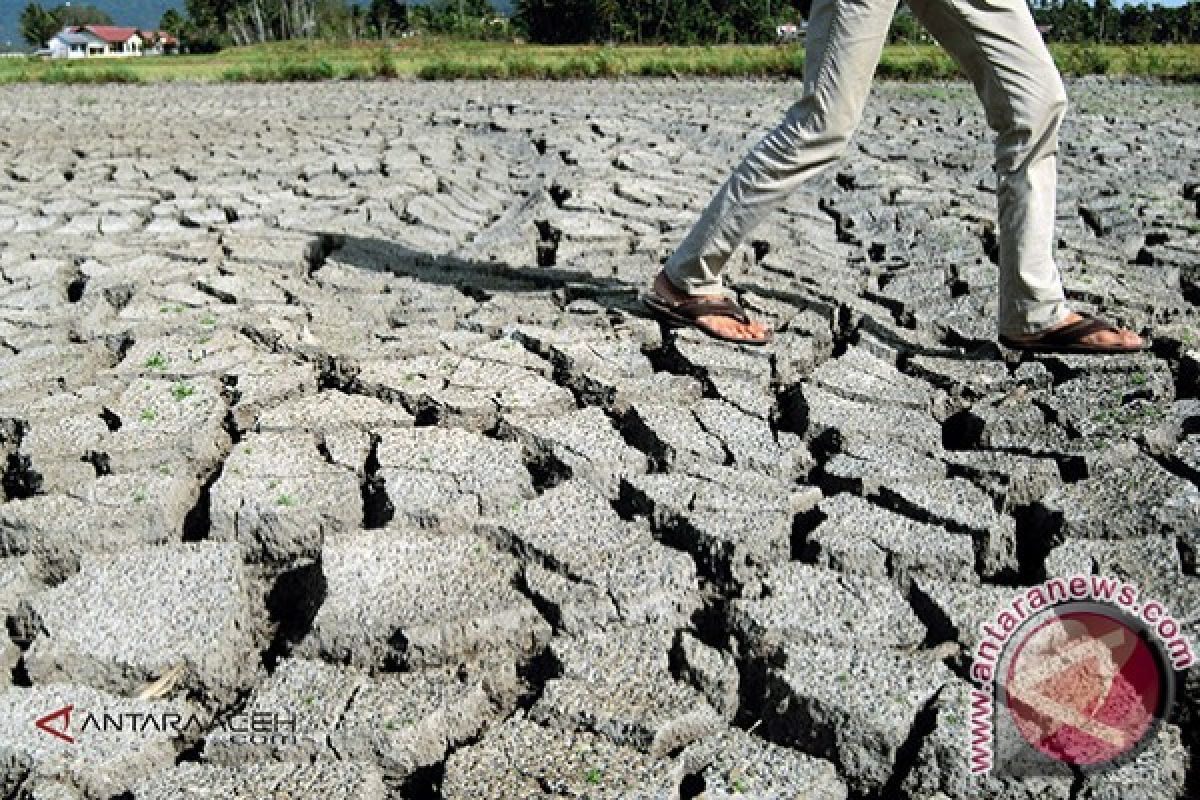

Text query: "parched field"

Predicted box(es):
[0, 78, 1197, 798]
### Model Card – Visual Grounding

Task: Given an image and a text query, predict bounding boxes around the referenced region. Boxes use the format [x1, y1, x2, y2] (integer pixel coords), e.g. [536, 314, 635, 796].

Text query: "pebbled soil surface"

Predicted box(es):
[0, 78, 1197, 800]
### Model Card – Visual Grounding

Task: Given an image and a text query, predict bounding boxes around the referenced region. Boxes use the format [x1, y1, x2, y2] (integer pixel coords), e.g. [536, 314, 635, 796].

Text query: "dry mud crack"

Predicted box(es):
[0, 78, 1197, 799]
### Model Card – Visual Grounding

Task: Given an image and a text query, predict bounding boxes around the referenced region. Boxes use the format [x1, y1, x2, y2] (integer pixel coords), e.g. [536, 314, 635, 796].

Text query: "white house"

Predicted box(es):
[47, 28, 96, 59]
[47, 26, 143, 59]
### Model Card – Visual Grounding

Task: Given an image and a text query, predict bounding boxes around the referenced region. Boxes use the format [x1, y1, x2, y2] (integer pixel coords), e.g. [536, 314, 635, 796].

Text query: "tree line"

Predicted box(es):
[176, 0, 811, 46]
[179, 0, 503, 49]
[515, 0, 807, 44]
[1033, 0, 1200, 44]
[175, 0, 1200, 46]
[19, 0, 502, 49]
[513, 0, 1199, 45]
[21, 0, 1200, 50]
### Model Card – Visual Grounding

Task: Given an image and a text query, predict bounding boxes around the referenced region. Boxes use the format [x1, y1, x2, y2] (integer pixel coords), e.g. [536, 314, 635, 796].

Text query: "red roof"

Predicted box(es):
[81, 26, 140, 43]
[147, 30, 179, 45]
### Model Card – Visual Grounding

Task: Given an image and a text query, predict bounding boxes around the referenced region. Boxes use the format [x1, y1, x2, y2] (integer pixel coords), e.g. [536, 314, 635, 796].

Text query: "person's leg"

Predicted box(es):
[906, 0, 1141, 347]
[651, 0, 899, 342]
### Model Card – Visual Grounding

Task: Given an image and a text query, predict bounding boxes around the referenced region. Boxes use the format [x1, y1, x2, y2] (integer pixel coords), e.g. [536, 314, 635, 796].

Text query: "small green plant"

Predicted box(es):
[143, 352, 169, 370]
[584, 768, 602, 785]
[132, 488, 146, 503]
[1056, 44, 1114, 76]
[373, 48, 399, 79]
[140, 408, 158, 422]
[171, 382, 196, 401]
[200, 315, 217, 326]
[277, 493, 296, 507]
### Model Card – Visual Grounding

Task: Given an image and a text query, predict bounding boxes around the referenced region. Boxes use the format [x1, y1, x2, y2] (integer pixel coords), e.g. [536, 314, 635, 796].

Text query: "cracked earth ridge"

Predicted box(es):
[0, 77, 1197, 799]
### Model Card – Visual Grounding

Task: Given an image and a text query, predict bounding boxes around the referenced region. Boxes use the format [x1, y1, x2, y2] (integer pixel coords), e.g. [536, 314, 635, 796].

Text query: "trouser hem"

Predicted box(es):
[662, 261, 725, 297]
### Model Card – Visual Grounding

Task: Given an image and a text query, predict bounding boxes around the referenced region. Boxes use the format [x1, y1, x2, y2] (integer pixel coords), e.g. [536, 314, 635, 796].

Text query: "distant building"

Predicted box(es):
[776, 23, 806, 43]
[140, 30, 180, 55]
[46, 25, 176, 59]
[47, 28, 100, 59]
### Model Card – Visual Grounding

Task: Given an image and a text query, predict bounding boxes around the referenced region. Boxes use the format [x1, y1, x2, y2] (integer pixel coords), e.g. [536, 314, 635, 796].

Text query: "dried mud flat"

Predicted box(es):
[0, 77, 1197, 799]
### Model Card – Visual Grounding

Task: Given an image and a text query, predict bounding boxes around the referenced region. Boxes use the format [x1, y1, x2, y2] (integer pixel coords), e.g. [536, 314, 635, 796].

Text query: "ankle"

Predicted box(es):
[654, 270, 687, 299]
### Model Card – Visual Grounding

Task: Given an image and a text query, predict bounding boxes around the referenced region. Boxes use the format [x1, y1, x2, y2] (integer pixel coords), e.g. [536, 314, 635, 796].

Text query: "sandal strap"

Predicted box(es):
[664, 295, 751, 324]
[1036, 313, 1119, 346]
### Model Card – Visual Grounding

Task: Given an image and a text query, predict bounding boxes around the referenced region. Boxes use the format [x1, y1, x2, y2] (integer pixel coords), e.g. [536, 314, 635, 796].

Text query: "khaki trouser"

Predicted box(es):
[664, 0, 1072, 336]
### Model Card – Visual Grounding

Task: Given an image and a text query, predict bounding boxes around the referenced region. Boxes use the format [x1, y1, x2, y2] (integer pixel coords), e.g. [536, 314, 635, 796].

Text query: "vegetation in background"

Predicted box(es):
[20, 3, 115, 47]
[514, 0, 806, 45]
[412, 0, 510, 39]
[180, 0, 422, 49]
[508, 0, 1200, 45]
[14, 0, 1200, 55]
[39, 65, 142, 83]
[7, 0, 1200, 85]
[160, 8, 188, 37]
[1033, 0, 1200, 44]
[1, 39, 1197, 85]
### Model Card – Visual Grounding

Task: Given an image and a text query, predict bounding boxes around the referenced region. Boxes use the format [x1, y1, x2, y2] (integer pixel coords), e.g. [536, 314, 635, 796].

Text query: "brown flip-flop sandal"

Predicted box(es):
[998, 313, 1150, 354]
[643, 292, 773, 346]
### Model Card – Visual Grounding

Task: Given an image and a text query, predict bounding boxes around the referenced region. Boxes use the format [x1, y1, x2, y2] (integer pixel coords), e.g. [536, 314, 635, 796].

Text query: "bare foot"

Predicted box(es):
[1006, 312, 1144, 349]
[650, 271, 771, 343]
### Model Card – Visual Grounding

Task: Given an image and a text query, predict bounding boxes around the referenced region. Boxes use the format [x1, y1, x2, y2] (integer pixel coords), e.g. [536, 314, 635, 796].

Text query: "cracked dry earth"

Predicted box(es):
[0, 76, 1197, 800]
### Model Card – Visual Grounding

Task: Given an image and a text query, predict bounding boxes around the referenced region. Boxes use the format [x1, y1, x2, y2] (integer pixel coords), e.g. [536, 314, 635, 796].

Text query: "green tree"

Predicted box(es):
[1091, 0, 1119, 41]
[185, 0, 237, 35]
[888, 7, 922, 44]
[727, 0, 777, 42]
[368, 0, 408, 36]
[19, 2, 59, 47]
[517, 0, 800, 44]
[50, 3, 114, 27]
[412, 0, 495, 34]
[160, 8, 186, 35]
[182, 0, 237, 50]
[1119, 4, 1155, 43]
[515, 0, 603, 42]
